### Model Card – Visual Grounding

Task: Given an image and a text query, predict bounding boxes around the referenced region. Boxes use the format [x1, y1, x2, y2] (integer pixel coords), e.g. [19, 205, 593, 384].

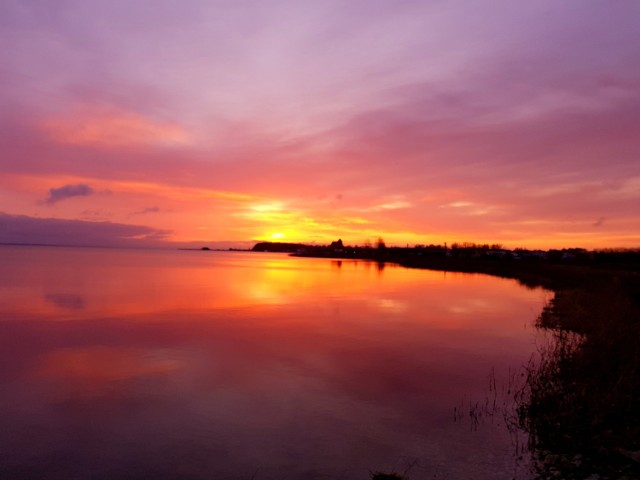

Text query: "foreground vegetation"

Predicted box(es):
[255, 241, 640, 479]
[517, 274, 640, 479]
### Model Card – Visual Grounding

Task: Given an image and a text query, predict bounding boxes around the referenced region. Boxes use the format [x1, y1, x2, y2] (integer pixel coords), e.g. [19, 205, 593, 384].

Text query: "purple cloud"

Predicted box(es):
[0, 212, 171, 248]
[45, 184, 94, 205]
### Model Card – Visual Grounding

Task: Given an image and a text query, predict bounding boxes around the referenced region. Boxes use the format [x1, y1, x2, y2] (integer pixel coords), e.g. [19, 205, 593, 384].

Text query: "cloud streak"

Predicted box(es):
[0, 212, 171, 248]
[131, 206, 161, 215]
[43, 109, 191, 148]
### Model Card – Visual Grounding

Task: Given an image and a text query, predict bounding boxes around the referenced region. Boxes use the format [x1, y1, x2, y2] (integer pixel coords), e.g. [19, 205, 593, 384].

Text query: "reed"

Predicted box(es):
[517, 275, 640, 478]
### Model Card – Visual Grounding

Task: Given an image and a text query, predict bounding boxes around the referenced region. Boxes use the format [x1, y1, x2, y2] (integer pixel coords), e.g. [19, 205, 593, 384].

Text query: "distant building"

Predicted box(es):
[329, 239, 344, 252]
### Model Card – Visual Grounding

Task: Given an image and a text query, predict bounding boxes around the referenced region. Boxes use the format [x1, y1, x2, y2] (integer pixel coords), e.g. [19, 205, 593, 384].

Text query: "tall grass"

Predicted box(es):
[516, 276, 640, 478]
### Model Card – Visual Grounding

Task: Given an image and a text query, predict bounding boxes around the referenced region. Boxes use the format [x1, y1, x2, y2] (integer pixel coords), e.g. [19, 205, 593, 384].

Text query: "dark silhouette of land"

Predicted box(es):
[252, 241, 308, 253]
[252, 240, 640, 283]
[253, 240, 640, 479]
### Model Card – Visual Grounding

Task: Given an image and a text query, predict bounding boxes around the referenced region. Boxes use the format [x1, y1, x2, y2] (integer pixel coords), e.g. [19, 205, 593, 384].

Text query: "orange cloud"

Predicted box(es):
[43, 109, 191, 148]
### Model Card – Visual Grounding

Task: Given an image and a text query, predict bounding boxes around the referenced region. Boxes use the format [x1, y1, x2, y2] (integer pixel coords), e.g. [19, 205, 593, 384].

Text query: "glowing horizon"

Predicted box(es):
[1, 1, 639, 250]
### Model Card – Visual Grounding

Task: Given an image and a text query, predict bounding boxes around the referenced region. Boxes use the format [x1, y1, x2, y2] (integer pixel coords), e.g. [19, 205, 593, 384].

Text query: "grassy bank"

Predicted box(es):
[391, 257, 640, 478]
[516, 274, 640, 479]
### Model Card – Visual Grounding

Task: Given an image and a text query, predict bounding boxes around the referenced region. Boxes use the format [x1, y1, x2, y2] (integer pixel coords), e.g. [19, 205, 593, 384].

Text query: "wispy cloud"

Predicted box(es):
[45, 184, 94, 205]
[441, 201, 474, 208]
[43, 109, 191, 148]
[368, 201, 412, 212]
[131, 206, 161, 215]
[593, 217, 606, 227]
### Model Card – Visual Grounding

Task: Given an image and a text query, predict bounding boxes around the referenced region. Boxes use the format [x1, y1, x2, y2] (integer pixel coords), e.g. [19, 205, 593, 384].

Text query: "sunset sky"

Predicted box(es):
[1, 0, 639, 249]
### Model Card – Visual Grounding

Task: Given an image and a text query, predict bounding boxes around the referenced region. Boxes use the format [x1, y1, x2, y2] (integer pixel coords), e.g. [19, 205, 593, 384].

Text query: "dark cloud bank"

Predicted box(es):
[0, 212, 171, 248]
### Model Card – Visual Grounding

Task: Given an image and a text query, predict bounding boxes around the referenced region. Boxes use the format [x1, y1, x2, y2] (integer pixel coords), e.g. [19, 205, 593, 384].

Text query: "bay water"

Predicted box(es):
[0, 246, 549, 479]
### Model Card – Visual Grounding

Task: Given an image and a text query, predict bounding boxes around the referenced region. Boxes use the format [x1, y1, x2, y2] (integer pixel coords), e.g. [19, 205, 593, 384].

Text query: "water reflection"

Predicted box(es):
[0, 246, 549, 479]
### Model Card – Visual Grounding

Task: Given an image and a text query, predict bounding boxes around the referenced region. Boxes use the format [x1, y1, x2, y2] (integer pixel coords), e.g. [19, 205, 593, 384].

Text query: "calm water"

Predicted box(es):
[0, 246, 549, 479]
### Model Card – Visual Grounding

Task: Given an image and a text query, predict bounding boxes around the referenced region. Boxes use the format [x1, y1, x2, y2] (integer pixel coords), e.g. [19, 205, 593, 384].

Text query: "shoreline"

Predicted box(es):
[292, 249, 638, 291]
[294, 250, 640, 479]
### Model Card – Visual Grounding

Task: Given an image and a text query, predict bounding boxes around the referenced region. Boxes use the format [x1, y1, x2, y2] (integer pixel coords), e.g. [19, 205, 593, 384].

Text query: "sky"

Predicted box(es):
[1, 0, 639, 250]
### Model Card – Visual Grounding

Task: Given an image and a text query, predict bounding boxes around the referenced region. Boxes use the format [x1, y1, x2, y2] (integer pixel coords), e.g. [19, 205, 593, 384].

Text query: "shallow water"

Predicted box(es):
[0, 246, 549, 479]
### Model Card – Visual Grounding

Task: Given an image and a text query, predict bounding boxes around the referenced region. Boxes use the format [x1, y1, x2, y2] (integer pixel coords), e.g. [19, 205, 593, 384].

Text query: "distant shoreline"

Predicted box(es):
[289, 248, 639, 291]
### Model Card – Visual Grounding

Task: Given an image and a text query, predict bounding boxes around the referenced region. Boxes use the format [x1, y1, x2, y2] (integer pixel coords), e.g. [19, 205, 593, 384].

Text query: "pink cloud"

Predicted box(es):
[43, 109, 191, 148]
